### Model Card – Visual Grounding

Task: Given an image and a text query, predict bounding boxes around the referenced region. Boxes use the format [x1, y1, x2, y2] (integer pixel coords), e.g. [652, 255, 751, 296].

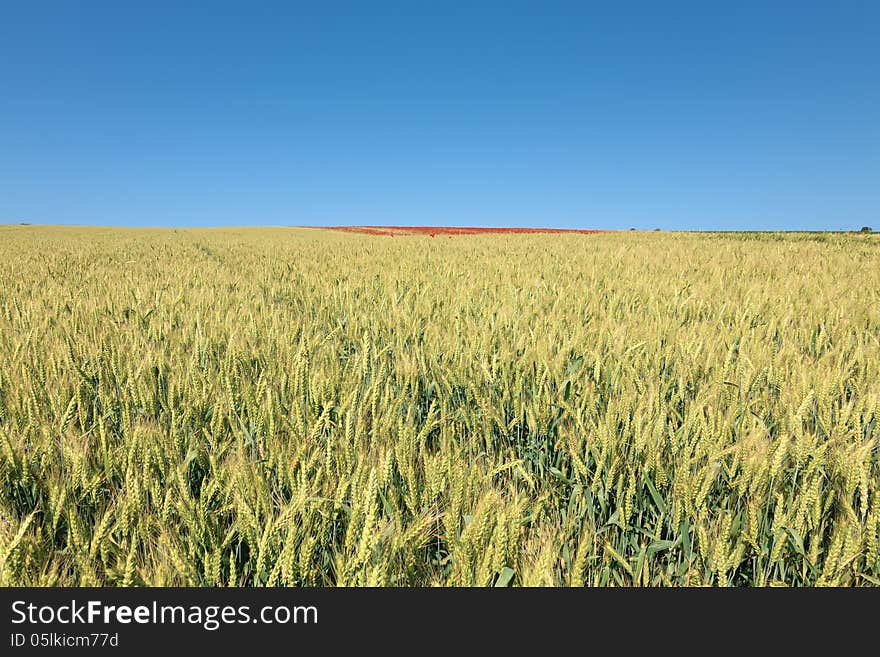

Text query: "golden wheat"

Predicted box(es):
[0, 225, 878, 586]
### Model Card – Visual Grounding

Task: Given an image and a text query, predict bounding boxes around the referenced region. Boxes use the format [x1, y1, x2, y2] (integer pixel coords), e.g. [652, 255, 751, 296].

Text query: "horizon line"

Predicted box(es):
[0, 222, 873, 234]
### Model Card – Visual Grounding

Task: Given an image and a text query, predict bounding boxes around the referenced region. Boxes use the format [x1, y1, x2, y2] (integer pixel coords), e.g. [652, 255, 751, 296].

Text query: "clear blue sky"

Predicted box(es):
[1, 1, 878, 230]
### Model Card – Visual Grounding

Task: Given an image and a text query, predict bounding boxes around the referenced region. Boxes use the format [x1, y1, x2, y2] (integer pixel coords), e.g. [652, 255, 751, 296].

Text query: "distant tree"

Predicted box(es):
[654, 228, 661, 231]
[860, 226, 872, 233]
[629, 228, 636, 231]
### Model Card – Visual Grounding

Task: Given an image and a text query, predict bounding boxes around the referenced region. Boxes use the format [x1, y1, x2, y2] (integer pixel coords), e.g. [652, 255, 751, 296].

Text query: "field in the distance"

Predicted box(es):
[0, 225, 878, 586]
[319, 225, 606, 236]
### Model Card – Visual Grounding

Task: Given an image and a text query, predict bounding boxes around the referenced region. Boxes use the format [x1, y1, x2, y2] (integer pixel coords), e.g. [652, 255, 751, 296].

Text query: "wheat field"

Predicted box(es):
[0, 225, 878, 586]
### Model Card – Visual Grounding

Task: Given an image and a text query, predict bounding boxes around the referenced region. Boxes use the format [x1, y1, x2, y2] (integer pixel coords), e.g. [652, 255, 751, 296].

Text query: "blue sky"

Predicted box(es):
[1, 1, 878, 230]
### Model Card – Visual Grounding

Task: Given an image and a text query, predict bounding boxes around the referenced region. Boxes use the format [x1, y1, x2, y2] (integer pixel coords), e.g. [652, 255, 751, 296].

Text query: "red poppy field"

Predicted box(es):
[318, 225, 606, 237]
